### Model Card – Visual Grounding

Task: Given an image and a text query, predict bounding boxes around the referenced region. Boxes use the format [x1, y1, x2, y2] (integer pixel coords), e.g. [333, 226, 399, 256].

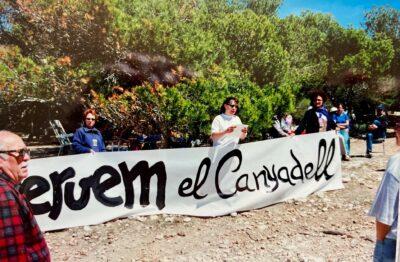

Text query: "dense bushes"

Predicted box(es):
[0, 0, 399, 143]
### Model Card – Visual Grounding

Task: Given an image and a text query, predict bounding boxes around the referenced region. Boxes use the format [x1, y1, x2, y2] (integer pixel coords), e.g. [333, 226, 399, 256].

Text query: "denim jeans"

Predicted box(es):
[338, 130, 350, 155]
[373, 238, 396, 262]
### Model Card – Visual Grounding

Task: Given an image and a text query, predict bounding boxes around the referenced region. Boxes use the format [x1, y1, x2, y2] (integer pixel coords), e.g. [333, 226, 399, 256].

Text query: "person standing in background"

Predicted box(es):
[211, 97, 247, 146]
[295, 90, 335, 135]
[333, 103, 351, 160]
[72, 109, 106, 154]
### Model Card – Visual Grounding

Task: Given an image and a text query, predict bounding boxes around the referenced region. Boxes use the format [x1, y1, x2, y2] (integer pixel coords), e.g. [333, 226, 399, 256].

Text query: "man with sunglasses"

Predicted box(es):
[0, 130, 50, 261]
[72, 108, 106, 154]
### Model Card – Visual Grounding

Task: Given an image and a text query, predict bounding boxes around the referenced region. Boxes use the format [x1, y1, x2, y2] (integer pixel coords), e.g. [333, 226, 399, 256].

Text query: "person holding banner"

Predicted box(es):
[0, 131, 50, 261]
[369, 123, 400, 262]
[211, 97, 248, 146]
[295, 90, 335, 135]
[72, 109, 106, 154]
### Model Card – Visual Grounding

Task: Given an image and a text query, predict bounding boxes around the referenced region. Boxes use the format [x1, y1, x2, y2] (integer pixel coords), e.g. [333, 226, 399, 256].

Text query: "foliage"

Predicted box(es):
[0, 0, 399, 143]
[364, 6, 400, 108]
[90, 78, 299, 142]
[0, 0, 117, 65]
[0, 46, 86, 136]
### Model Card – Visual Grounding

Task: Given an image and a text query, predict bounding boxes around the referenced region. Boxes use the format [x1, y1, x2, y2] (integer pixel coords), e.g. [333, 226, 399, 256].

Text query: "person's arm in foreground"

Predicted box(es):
[376, 220, 391, 241]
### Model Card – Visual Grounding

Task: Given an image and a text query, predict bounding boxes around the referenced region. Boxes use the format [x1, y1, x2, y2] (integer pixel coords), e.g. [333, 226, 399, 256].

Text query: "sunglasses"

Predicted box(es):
[86, 117, 96, 121]
[227, 104, 239, 109]
[0, 148, 30, 158]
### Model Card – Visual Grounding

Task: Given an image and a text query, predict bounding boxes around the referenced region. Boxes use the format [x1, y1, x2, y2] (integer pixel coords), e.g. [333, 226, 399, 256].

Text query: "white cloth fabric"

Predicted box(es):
[316, 111, 328, 132]
[211, 114, 242, 146]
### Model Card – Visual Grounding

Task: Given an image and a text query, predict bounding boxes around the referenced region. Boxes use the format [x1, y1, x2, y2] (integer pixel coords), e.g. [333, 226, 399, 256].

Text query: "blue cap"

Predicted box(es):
[377, 104, 385, 110]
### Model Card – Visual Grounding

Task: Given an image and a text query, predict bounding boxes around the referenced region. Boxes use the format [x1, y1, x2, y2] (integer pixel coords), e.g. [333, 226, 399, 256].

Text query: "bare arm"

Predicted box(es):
[239, 127, 248, 140]
[376, 220, 391, 241]
[211, 126, 236, 141]
[337, 120, 349, 130]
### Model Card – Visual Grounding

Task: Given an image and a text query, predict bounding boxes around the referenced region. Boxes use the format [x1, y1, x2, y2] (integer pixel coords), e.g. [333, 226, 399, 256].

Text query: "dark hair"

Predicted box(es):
[83, 108, 97, 121]
[334, 102, 345, 109]
[309, 89, 327, 104]
[219, 96, 239, 115]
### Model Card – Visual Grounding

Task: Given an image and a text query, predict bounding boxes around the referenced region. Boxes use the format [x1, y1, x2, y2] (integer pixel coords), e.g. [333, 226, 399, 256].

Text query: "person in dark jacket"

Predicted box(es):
[72, 109, 106, 154]
[365, 104, 388, 158]
[295, 90, 335, 135]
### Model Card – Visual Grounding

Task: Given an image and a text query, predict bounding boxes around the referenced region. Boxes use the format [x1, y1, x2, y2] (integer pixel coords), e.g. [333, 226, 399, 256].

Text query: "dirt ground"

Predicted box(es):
[43, 136, 396, 261]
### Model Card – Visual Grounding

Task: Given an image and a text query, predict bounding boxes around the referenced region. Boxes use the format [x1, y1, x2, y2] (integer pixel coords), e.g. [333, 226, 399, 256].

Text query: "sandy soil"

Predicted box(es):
[43, 136, 395, 261]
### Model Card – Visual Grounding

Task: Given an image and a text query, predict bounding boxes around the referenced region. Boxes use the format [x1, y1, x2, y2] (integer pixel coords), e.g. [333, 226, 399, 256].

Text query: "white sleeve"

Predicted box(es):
[236, 116, 242, 125]
[211, 116, 222, 134]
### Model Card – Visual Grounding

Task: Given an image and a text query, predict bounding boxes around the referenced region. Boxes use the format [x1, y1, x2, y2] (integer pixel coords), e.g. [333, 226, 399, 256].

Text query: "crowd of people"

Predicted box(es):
[66, 89, 388, 160]
[268, 90, 388, 160]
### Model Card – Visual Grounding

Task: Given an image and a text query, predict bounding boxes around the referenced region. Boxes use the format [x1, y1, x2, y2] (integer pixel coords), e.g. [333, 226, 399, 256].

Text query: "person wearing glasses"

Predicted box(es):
[211, 97, 248, 146]
[0, 130, 50, 261]
[72, 109, 106, 154]
[295, 90, 335, 135]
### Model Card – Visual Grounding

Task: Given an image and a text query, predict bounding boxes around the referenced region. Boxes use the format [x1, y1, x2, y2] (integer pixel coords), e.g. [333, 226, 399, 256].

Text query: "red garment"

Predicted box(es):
[0, 173, 50, 261]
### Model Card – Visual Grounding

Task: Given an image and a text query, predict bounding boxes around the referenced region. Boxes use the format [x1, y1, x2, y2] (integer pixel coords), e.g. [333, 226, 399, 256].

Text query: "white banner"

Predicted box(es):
[22, 131, 343, 231]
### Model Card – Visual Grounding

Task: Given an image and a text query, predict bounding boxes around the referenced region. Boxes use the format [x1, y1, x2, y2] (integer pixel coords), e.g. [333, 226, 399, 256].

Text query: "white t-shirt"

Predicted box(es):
[316, 111, 328, 132]
[211, 114, 242, 146]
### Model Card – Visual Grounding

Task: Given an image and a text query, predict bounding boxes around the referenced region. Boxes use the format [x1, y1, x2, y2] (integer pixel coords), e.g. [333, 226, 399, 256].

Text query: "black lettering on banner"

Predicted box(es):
[20, 176, 51, 215]
[314, 138, 335, 181]
[323, 138, 336, 180]
[178, 157, 210, 199]
[21, 160, 167, 219]
[19, 136, 338, 220]
[275, 165, 295, 186]
[64, 177, 92, 210]
[92, 165, 123, 207]
[290, 150, 305, 182]
[181, 137, 338, 199]
[49, 167, 75, 220]
[304, 163, 314, 179]
[252, 170, 269, 190]
[119, 161, 166, 210]
[236, 174, 255, 192]
[264, 165, 279, 192]
[215, 149, 242, 199]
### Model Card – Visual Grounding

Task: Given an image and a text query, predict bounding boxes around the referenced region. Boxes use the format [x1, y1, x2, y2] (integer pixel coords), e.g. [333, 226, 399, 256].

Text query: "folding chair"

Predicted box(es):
[49, 120, 74, 155]
[374, 136, 386, 155]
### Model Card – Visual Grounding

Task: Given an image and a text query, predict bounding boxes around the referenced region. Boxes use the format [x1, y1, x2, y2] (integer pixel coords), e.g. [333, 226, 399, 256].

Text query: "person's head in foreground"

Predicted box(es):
[0, 130, 30, 183]
[0, 130, 50, 261]
[220, 97, 239, 116]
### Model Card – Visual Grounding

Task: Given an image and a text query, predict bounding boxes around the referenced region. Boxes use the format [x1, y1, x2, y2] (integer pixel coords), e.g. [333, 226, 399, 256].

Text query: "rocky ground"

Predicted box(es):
[42, 136, 395, 261]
